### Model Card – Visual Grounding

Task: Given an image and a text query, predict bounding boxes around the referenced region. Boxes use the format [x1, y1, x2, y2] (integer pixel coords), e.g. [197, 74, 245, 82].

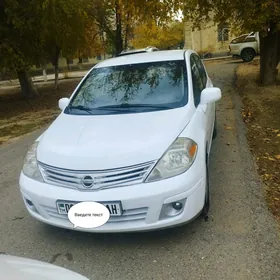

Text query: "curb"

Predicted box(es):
[203, 56, 233, 62]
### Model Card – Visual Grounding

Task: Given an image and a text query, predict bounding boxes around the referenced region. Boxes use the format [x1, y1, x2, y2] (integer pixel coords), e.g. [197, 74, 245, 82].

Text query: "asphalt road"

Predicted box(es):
[0, 60, 280, 280]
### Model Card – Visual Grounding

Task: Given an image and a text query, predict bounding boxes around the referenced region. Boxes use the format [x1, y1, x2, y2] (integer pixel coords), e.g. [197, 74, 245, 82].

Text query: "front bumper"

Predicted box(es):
[19, 163, 206, 232]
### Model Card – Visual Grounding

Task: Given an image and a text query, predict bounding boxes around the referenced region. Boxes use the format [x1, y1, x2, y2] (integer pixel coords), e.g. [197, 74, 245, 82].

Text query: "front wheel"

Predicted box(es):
[212, 112, 217, 139]
[201, 157, 210, 219]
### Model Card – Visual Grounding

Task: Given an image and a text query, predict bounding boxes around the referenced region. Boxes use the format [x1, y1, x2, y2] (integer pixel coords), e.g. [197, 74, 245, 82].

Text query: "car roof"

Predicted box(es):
[95, 50, 189, 68]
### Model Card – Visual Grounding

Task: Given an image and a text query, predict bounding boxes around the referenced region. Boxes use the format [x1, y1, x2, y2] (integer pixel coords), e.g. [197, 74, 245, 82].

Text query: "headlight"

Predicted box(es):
[145, 138, 198, 183]
[22, 142, 44, 182]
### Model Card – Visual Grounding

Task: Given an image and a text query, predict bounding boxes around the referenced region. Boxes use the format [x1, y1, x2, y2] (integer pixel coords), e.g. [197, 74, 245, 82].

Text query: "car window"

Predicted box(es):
[230, 34, 249, 44]
[67, 60, 188, 115]
[244, 37, 256, 42]
[193, 55, 207, 87]
[190, 55, 204, 107]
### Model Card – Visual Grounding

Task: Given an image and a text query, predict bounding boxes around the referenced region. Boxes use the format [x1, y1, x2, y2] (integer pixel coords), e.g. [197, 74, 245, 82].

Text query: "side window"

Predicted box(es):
[194, 55, 207, 87]
[190, 55, 204, 107]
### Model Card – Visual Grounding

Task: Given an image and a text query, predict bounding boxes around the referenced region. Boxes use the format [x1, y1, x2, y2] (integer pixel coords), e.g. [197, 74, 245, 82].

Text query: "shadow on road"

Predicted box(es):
[40, 216, 205, 247]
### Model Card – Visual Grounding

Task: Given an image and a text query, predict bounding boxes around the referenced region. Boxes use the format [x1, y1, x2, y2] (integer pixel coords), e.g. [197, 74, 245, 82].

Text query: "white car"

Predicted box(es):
[0, 254, 89, 280]
[229, 32, 260, 62]
[19, 50, 221, 232]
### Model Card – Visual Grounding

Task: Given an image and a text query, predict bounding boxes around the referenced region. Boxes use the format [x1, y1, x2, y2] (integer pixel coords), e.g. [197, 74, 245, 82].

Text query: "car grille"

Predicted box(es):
[41, 205, 148, 223]
[38, 161, 156, 191]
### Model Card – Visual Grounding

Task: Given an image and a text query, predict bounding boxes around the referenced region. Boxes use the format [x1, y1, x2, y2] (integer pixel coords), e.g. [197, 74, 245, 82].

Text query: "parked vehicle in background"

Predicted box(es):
[229, 32, 260, 62]
[0, 254, 89, 280]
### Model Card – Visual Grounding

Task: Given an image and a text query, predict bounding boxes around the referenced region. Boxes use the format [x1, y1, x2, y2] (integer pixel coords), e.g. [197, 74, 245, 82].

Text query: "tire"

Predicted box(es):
[241, 48, 255, 62]
[212, 113, 217, 140]
[201, 154, 210, 219]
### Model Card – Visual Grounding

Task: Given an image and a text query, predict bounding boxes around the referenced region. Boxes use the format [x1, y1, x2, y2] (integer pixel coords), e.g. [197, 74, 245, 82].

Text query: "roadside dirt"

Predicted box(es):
[0, 79, 81, 145]
[236, 61, 280, 222]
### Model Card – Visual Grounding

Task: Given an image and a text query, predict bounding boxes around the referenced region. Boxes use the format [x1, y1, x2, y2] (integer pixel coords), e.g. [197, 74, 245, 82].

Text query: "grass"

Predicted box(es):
[0, 78, 81, 145]
[236, 61, 280, 222]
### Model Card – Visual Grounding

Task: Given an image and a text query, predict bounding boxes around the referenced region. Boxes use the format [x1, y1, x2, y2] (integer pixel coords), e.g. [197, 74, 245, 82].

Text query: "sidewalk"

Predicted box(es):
[0, 70, 88, 88]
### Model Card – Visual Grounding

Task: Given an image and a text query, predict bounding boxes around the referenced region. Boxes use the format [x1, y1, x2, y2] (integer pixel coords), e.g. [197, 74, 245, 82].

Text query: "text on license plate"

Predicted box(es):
[56, 201, 122, 216]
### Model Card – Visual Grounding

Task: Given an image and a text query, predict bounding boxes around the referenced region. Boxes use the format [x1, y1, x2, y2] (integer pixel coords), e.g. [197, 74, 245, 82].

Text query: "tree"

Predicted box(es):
[182, 0, 280, 85]
[0, 0, 45, 98]
[90, 0, 182, 55]
[42, 0, 89, 89]
[1, 0, 106, 96]
[131, 20, 184, 50]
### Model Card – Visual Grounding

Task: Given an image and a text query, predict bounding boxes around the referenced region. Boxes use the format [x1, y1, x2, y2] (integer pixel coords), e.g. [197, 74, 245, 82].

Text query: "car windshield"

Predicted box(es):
[66, 60, 188, 115]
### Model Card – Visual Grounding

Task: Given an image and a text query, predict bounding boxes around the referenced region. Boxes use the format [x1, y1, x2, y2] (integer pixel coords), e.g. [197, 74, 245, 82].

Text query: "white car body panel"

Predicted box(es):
[0, 255, 89, 280]
[37, 107, 193, 170]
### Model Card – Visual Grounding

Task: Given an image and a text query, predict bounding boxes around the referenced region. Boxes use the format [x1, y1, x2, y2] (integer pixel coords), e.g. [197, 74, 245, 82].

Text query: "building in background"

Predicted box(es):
[184, 20, 234, 57]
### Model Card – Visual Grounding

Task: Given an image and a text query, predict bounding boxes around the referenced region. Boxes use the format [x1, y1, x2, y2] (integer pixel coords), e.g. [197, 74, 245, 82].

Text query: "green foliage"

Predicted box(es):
[89, 0, 182, 54]
[42, 0, 88, 59]
[131, 20, 184, 50]
[0, 0, 45, 72]
[182, 0, 280, 36]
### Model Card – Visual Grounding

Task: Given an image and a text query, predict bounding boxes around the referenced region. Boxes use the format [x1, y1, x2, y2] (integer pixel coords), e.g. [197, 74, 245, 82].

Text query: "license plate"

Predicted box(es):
[56, 200, 122, 216]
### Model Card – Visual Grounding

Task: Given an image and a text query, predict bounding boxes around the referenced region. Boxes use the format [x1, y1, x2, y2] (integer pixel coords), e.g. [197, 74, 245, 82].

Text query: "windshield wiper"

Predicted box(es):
[66, 105, 94, 114]
[67, 105, 124, 114]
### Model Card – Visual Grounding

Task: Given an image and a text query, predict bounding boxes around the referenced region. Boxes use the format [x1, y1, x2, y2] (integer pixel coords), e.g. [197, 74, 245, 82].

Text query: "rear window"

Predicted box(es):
[66, 60, 188, 115]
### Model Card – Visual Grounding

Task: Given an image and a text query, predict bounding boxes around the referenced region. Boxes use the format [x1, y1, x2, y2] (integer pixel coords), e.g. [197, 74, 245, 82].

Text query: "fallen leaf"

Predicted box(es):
[225, 126, 232, 130]
[277, 134, 280, 137]
[268, 157, 276, 161]
[272, 129, 279, 133]
[274, 198, 279, 201]
[275, 155, 280, 160]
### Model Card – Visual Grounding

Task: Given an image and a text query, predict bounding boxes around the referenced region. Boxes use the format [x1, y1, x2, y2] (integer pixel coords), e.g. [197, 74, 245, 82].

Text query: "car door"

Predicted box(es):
[193, 54, 215, 145]
[190, 54, 213, 147]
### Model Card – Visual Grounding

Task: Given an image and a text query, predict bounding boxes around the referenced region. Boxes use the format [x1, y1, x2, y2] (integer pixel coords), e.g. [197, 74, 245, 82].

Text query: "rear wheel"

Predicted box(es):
[241, 49, 255, 62]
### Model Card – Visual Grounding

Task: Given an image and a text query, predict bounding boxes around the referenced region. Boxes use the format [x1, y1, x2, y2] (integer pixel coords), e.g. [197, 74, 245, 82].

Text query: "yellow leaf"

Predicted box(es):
[275, 155, 280, 160]
[268, 157, 276, 161]
[225, 126, 232, 130]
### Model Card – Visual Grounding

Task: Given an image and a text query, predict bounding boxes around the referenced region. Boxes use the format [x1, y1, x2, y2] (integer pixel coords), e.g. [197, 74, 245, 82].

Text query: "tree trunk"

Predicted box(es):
[115, 1, 123, 55]
[259, 25, 280, 85]
[42, 68, 47, 82]
[17, 70, 38, 99]
[42, 63, 47, 82]
[124, 13, 130, 50]
[51, 46, 60, 90]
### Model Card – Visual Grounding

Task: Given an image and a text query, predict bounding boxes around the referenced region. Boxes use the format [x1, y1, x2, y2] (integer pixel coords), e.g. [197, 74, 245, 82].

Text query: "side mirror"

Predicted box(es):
[200, 87, 222, 105]
[58, 97, 70, 111]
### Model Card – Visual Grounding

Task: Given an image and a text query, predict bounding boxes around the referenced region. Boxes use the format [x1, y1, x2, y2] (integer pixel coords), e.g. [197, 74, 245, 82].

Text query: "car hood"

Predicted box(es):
[0, 255, 89, 280]
[37, 107, 193, 170]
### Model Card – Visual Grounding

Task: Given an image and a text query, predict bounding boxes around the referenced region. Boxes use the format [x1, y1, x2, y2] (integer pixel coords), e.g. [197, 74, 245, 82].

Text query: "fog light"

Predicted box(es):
[160, 199, 186, 220]
[24, 198, 38, 213]
[26, 199, 33, 206]
[172, 202, 183, 211]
